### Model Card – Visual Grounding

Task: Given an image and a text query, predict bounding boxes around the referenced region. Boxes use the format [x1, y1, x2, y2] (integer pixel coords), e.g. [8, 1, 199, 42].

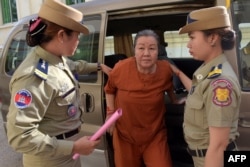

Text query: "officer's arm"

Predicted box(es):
[205, 127, 230, 167]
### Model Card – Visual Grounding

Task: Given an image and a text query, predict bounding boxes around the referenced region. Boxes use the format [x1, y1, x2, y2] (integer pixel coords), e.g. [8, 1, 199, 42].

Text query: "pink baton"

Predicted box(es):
[72, 108, 122, 160]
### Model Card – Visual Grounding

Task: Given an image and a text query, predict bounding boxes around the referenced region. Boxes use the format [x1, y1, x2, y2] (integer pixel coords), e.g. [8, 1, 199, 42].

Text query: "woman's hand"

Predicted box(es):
[73, 136, 100, 155]
[170, 64, 180, 76]
[100, 64, 112, 76]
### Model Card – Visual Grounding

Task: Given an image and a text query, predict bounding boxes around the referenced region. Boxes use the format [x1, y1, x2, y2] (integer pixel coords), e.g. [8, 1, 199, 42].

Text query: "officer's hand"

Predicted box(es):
[73, 136, 100, 155]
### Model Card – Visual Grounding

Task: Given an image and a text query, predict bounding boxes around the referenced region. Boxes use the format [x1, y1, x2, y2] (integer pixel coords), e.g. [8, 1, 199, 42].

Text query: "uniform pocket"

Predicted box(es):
[185, 95, 205, 127]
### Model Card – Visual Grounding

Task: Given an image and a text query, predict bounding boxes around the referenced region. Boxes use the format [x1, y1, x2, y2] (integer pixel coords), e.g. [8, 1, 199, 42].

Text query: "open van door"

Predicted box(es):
[63, 11, 112, 166]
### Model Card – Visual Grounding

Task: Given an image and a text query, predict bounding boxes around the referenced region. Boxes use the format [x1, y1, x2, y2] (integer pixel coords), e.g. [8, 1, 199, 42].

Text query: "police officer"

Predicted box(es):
[6, 0, 111, 167]
[170, 6, 241, 167]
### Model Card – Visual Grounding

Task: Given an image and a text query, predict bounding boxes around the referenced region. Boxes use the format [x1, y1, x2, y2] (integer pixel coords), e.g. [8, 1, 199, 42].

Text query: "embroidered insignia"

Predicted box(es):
[34, 58, 48, 80]
[68, 105, 77, 117]
[211, 79, 232, 106]
[207, 64, 222, 79]
[14, 89, 32, 109]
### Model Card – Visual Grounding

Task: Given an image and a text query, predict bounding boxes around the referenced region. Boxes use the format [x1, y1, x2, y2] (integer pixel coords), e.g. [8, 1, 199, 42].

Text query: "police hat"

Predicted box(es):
[179, 6, 231, 34]
[38, 0, 89, 34]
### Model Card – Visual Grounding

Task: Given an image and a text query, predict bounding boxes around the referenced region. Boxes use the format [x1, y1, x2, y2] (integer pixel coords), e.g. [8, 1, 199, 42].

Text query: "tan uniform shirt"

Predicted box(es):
[7, 46, 97, 156]
[184, 54, 241, 150]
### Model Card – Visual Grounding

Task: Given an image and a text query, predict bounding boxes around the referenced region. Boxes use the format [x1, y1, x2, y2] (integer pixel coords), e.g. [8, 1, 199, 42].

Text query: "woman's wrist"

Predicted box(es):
[176, 70, 182, 77]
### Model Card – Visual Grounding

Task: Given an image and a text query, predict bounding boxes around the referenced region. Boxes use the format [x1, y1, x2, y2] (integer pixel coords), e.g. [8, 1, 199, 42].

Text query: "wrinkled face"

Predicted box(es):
[134, 36, 158, 70]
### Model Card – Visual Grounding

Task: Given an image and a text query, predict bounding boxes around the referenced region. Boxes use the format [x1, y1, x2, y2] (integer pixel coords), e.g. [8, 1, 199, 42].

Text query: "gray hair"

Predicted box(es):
[134, 29, 160, 48]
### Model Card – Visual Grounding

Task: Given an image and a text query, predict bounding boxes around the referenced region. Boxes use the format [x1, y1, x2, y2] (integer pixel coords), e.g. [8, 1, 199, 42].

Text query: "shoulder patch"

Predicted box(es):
[207, 64, 222, 79]
[210, 79, 232, 106]
[34, 58, 48, 80]
[14, 89, 32, 109]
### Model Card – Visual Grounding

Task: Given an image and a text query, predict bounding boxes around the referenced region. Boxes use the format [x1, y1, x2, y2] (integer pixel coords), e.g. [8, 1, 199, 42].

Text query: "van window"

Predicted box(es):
[232, 0, 250, 90]
[105, 36, 115, 55]
[5, 30, 31, 75]
[104, 31, 191, 58]
[5, 14, 102, 83]
[164, 31, 190, 58]
[70, 14, 102, 83]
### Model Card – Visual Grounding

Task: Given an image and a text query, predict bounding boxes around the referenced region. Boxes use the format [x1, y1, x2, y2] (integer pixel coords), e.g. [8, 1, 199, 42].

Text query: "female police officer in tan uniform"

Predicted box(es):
[170, 6, 241, 167]
[6, 0, 111, 166]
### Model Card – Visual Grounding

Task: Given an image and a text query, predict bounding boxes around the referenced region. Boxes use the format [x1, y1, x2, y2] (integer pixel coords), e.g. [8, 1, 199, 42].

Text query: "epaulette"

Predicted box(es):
[34, 58, 48, 81]
[207, 64, 222, 79]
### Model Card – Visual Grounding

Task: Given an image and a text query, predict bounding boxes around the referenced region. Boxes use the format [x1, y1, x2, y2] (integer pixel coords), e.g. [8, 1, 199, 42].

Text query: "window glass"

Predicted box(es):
[5, 30, 32, 75]
[104, 36, 115, 56]
[1, 0, 18, 24]
[104, 31, 191, 58]
[5, 14, 101, 84]
[164, 31, 190, 58]
[70, 14, 101, 83]
[232, 0, 250, 90]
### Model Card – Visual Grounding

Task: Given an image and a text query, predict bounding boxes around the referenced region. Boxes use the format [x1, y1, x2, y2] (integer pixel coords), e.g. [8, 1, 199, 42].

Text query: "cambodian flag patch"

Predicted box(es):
[14, 89, 32, 109]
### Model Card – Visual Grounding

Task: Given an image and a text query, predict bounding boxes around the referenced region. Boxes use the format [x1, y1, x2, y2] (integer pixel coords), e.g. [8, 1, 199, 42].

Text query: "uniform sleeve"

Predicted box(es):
[205, 77, 240, 127]
[7, 75, 73, 156]
[65, 57, 97, 74]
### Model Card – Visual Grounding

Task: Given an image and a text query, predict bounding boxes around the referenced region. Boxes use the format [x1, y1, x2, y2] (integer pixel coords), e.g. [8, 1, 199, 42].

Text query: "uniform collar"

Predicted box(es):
[35, 46, 66, 69]
[193, 54, 227, 83]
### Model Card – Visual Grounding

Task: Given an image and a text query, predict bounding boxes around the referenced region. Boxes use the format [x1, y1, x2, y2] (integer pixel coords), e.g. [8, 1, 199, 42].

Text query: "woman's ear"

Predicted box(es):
[57, 30, 64, 43]
[210, 33, 219, 47]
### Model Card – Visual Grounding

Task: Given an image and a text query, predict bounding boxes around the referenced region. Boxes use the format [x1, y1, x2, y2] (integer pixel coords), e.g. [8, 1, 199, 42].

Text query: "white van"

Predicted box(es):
[0, 0, 250, 166]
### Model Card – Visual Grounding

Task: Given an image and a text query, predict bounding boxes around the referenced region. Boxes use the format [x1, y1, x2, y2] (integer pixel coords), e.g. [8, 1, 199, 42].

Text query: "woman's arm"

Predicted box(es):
[65, 57, 112, 75]
[205, 126, 230, 167]
[105, 93, 116, 135]
[170, 64, 192, 92]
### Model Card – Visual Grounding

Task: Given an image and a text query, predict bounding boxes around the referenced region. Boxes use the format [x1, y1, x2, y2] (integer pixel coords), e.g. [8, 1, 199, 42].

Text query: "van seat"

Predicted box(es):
[104, 54, 127, 68]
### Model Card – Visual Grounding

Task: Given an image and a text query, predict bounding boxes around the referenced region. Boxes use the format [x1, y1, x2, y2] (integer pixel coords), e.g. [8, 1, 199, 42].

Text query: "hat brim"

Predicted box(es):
[38, 1, 89, 34]
[179, 14, 230, 34]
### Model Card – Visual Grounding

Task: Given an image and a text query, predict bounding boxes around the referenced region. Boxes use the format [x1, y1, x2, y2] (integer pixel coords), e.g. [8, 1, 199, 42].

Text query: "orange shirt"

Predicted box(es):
[105, 57, 173, 145]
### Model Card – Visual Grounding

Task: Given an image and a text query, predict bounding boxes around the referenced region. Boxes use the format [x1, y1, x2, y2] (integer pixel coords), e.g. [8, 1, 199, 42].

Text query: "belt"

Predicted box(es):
[187, 141, 236, 157]
[56, 128, 80, 140]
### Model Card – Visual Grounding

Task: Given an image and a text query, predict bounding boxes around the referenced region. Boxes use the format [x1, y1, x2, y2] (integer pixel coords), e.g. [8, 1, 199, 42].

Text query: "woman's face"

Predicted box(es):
[187, 31, 213, 62]
[134, 36, 158, 71]
[61, 31, 80, 56]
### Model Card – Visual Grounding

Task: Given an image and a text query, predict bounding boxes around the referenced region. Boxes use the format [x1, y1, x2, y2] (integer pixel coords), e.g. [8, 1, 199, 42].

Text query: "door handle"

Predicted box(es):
[81, 93, 95, 113]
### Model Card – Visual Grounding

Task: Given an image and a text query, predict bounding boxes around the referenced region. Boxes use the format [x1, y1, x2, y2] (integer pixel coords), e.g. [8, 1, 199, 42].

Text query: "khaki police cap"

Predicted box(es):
[179, 6, 231, 34]
[38, 0, 89, 34]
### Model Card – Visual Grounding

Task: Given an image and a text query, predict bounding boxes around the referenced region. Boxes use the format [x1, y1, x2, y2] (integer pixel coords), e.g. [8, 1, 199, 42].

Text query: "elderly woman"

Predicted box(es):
[170, 6, 241, 167]
[105, 29, 177, 167]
